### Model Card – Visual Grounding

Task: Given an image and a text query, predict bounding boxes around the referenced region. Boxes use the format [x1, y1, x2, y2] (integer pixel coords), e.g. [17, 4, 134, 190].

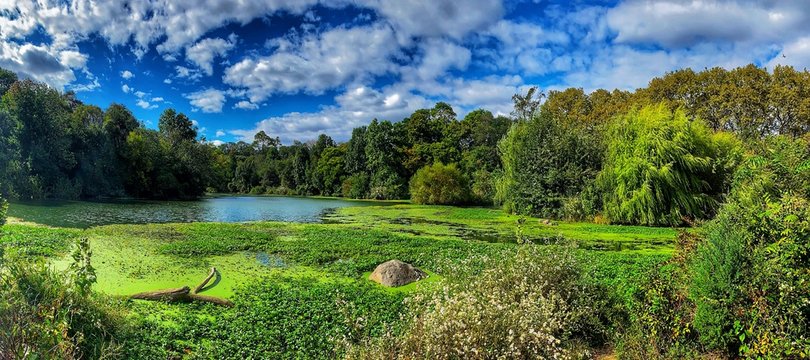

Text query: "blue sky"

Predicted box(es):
[2, 0, 809, 144]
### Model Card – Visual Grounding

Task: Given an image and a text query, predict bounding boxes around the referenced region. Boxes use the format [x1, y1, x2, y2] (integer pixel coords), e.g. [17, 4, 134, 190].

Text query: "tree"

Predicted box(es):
[159, 108, 197, 145]
[365, 119, 406, 199]
[1, 79, 74, 198]
[313, 145, 347, 196]
[597, 104, 724, 226]
[0, 68, 18, 97]
[497, 93, 603, 217]
[409, 163, 470, 205]
[511, 86, 543, 121]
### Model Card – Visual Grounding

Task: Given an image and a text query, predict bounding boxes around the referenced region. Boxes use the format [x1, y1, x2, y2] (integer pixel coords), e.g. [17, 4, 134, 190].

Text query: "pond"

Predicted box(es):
[7, 196, 388, 228]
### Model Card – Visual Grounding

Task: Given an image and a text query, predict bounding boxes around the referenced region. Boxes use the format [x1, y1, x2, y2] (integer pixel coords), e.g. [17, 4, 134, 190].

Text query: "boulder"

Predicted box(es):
[369, 260, 427, 287]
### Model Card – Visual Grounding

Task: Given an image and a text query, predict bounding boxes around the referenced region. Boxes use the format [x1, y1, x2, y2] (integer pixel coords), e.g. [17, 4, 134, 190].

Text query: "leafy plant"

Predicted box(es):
[409, 162, 470, 205]
[597, 104, 725, 226]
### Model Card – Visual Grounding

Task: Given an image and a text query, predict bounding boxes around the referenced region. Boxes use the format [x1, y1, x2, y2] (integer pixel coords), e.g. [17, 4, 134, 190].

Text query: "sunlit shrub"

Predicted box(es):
[349, 245, 613, 359]
[409, 162, 470, 205]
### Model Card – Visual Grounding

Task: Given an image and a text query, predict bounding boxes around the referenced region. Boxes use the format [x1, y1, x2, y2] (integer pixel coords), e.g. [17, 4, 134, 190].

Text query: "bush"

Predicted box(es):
[620, 138, 810, 358]
[342, 173, 369, 199]
[350, 245, 614, 359]
[597, 104, 727, 226]
[409, 162, 470, 205]
[0, 240, 125, 359]
[690, 196, 810, 357]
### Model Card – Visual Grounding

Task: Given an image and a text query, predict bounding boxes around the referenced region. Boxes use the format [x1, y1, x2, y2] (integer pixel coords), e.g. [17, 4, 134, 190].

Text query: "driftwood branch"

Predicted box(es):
[194, 267, 217, 294]
[129, 268, 234, 307]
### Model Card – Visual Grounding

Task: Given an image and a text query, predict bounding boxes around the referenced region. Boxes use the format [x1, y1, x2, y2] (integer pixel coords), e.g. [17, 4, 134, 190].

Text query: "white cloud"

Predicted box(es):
[0, 41, 85, 89]
[186, 34, 237, 76]
[175, 65, 202, 81]
[121, 84, 132, 93]
[231, 85, 429, 143]
[136, 99, 158, 109]
[234, 100, 259, 110]
[185, 88, 227, 113]
[360, 0, 504, 42]
[606, 1, 810, 48]
[223, 23, 401, 101]
[120, 70, 134, 79]
[477, 20, 570, 75]
[215, 130, 226, 137]
[210, 139, 225, 146]
[163, 78, 172, 84]
[151, 97, 164, 102]
[767, 36, 810, 70]
[134, 91, 147, 98]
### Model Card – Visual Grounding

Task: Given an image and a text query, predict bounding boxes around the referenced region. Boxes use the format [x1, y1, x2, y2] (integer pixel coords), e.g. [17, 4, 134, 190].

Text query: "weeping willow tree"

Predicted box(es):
[597, 104, 726, 226]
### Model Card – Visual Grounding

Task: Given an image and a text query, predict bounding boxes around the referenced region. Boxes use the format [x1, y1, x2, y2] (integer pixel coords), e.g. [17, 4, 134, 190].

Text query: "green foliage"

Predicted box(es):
[350, 245, 615, 359]
[409, 163, 470, 205]
[640, 65, 810, 138]
[0, 224, 81, 257]
[69, 238, 97, 295]
[690, 195, 810, 358]
[497, 95, 604, 217]
[597, 104, 726, 226]
[0, 250, 124, 358]
[124, 277, 405, 359]
[156, 223, 277, 256]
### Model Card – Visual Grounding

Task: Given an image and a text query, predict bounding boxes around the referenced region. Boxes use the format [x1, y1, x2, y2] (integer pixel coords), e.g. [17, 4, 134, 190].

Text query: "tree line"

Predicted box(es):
[1, 64, 809, 226]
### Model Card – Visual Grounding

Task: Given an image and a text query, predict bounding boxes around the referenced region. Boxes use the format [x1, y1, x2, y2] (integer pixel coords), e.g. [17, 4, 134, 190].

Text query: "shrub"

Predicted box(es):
[617, 231, 701, 359]
[470, 169, 497, 204]
[597, 104, 726, 226]
[409, 162, 470, 205]
[342, 173, 369, 199]
[349, 245, 614, 359]
[690, 196, 810, 358]
[0, 240, 124, 359]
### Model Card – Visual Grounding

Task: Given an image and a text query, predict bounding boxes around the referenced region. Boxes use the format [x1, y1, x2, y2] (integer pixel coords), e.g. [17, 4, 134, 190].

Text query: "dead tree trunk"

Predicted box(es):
[129, 268, 234, 307]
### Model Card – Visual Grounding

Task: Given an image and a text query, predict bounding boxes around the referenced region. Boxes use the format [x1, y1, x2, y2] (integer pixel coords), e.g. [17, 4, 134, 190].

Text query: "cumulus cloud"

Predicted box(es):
[234, 100, 259, 110]
[231, 85, 430, 143]
[121, 84, 132, 93]
[136, 99, 157, 109]
[767, 36, 810, 69]
[185, 88, 227, 113]
[361, 0, 504, 41]
[215, 130, 226, 137]
[175, 65, 202, 81]
[120, 70, 134, 79]
[0, 42, 84, 89]
[607, 0, 810, 48]
[186, 34, 237, 75]
[477, 20, 570, 74]
[224, 22, 401, 101]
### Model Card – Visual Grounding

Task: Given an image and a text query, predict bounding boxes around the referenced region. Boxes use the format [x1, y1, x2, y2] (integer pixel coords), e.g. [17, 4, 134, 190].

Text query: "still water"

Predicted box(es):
[7, 196, 384, 228]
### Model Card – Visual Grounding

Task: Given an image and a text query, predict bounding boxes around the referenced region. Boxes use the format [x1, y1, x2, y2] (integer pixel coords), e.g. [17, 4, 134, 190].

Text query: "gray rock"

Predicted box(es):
[369, 260, 427, 287]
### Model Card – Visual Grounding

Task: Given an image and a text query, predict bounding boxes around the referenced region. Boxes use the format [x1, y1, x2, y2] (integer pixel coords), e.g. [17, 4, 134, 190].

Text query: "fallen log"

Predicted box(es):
[130, 286, 190, 302]
[188, 294, 234, 307]
[129, 268, 233, 307]
[194, 267, 217, 294]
